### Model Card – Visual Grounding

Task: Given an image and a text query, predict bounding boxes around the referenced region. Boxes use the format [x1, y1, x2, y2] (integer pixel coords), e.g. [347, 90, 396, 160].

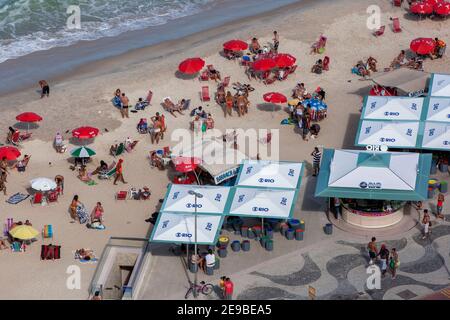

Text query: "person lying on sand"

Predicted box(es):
[163, 97, 185, 117]
[75, 248, 95, 260]
[389, 50, 407, 69]
[77, 165, 92, 182]
[367, 56, 378, 72]
[207, 65, 221, 82]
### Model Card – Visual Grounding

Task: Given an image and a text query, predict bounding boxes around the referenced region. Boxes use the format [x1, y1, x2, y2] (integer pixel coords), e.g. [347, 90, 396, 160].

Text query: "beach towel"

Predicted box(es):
[6, 192, 30, 205]
[85, 180, 97, 186]
[41, 244, 61, 260]
[76, 204, 89, 224]
[281, 118, 295, 125]
[112, 96, 122, 108]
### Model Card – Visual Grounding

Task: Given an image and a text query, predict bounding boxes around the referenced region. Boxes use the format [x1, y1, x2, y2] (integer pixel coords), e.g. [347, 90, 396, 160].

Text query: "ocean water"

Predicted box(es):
[0, 0, 217, 63]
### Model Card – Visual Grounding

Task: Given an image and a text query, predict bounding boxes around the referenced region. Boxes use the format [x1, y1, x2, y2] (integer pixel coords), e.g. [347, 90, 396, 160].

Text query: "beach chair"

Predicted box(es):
[373, 25, 385, 37]
[392, 18, 402, 33]
[11, 241, 22, 253]
[222, 76, 231, 87]
[199, 70, 209, 81]
[31, 192, 43, 206]
[99, 166, 116, 180]
[201, 86, 211, 102]
[116, 191, 128, 201]
[323, 56, 330, 71]
[111, 143, 125, 157]
[47, 190, 59, 204]
[8, 131, 31, 146]
[42, 225, 53, 241]
[289, 65, 298, 74]
[393, 0, 401, 7]
[263, 77, 276, 85]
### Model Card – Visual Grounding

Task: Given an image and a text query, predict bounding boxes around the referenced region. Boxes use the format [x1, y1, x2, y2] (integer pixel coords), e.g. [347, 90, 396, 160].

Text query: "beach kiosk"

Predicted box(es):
[315, 149, 432, 228]
[369, 68, 430, 97]
[428, 73, 450, 97]
[171, 138, 247, 185]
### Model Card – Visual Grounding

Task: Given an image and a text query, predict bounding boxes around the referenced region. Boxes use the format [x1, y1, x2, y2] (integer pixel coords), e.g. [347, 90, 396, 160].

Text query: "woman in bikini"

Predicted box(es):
[225, 91, 234, 117]
[70, 195, 82, 223]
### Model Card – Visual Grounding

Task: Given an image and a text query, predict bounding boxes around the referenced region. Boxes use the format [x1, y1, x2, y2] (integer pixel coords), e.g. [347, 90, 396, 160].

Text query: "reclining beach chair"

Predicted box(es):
[42, 225, 53, 241]
[201, 86, 211, 102]
[111, 143, 125, 157]
[145, 90, 153, 105]
[98, 166, 116, 180]
[47, 190, 58, 204]
[199, 69, 209, 81]
[373, 25, 385, 37]
[8, 131, 31, 146]
[289, 65, 298, 74]
[116, 191, 128, 201]
[323, 56, 330, 71]
[392, 17, 402, 33]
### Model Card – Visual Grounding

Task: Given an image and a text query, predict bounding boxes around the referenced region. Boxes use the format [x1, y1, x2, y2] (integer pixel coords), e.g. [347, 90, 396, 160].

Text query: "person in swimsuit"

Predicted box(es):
[120, 93, 130, 118]
[225, 91, 234, 117]
[70, 195, 81, 223]
[39, 80, 50, 98]
[91, 202, 104, 224]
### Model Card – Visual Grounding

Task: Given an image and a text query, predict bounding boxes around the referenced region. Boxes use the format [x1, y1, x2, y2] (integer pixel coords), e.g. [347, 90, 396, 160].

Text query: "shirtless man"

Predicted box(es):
[367, 237, 378, 265]
[236, 95, 247, 117]
[120, 93, 130, 118]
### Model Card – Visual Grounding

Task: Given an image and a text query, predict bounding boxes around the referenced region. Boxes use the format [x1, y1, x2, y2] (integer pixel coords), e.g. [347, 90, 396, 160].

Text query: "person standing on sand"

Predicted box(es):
[38, 80, 50, 98]
[69, 195, 82, 223]
[273, 31, 279, 53]
[120, 93, 130, 119]
[114, 159, 127, 185]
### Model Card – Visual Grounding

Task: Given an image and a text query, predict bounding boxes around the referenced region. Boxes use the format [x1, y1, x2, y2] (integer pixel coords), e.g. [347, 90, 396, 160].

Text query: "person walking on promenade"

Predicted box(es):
[113, 159, 128, 185]
[389, 248, 399, 280]
[219, 276, 227, 299]
[422, 209, 431, 240]
[367, 237, 378, 265]
[224, 277, 234, 300]
[333, 197, 341, 219]
[378, 244, 390, 278]
[436, 193, 445, 219]
[311, 147, 321, 177]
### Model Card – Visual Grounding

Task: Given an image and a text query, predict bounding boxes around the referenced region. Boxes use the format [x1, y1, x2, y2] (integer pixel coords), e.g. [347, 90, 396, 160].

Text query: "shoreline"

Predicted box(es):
[0, 0, 304, 98]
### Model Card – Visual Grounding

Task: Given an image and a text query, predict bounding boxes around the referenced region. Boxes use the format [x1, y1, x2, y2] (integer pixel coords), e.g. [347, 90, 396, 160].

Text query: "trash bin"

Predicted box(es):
[218, 236, 230, 249]
[288, 219, 300, 229]
[268, 219, 281, 232]
[295, 229, 304, 241]
[286, 228, 295, 240]
[248, 228, 255, 239]
[299, 220, 305, 231]
[439, 160, 448, 173]
[218, 246, 228, 258]
[241, 226, 249, 238]
[189, 261, 198, 273]
[260, 236, 269, 248]
[324, 223, 333, 235]
[231, 240, 241, 252]
[440, 181, 448, 193]
[431, 157, 438, 175]
[265, 227, 273, 239]
[265, 239, 274, 251]
[280, 223, 289, 236]
[253, 226, 262, 238]
[214, 258, 220, 270]
[428, 187, 435, 199]
[206, 266, 214, 276]
[241, 240, 250, 251]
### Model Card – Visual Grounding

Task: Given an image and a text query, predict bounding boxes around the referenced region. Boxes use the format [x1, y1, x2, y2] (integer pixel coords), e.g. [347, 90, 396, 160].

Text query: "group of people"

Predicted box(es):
[249, 31, 280, 55]
[69, 195, 105, 227]
[352, 56, 378, 77]
[136, 113, 167, 144]
[367, 237, 400, 279]
[0, 154, 31, 195]
[190, 106, 215, 133]
[417, 193, 445, 240]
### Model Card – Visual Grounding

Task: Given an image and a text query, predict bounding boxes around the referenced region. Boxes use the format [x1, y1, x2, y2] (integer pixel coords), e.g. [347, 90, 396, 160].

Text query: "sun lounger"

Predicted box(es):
[392, 17, 402, 33]
[289, 65, 298, 74]
[8, 131, 31, 146]
[47, 191, 58, 203]
[145, 90, 153, 105]
[6, 192, 30, 205]
[201, 86, 211, 102]
[373, 25, 385, 37]
[98, 166, 116, 180]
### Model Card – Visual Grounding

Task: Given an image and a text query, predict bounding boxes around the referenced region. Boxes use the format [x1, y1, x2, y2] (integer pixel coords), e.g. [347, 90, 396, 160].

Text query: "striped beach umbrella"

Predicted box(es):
[70, 146, 96, 158]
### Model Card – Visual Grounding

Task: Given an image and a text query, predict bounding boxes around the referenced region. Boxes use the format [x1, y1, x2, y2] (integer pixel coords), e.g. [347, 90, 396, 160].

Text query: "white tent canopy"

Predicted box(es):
[161, 184, 231, 215]
[357, 120, 419, 147]
[328, 150, 419, 191]
[363, 96, 424, 121]
[426, 97, 450, 122]
[228, 187, 297, 219]
[430, 73, 450, 97]
[421, 122, 450, 150]
[151, 212, 222, 244]
[171, 138, 247, 184]
[236, 160, 303, 189]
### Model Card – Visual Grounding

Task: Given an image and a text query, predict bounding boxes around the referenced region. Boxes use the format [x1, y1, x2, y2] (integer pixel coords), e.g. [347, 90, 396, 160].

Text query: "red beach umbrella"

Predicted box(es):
[410, 2, 434, 14]
[425, 0, 443, 7]
[273, 53, 297, 68]
[16, 112, 43, 123]
[223, 40, 248, 51]
[263, 92, 287, 104]
[410, 38, 436, 55]
[72, 126, 99, 139]
[435, 2, 450, 15]
[173, 156, 201, 173]
[0, 146, 21, 161]
[178, 58, 205, 74]
[253, 58, 276, 71]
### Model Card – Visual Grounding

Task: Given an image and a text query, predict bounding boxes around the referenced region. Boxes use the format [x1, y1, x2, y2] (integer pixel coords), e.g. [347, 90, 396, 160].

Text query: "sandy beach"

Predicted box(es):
[1, 0, 450, 300]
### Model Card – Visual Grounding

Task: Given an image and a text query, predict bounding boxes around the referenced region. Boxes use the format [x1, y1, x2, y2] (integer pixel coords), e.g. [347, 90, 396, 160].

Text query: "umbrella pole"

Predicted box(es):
[193, 170, 201, 185]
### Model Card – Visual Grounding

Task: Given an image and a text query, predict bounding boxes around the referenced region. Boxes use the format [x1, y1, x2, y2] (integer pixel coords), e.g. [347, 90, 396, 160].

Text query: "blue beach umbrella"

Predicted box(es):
[302, 98, 327, 111]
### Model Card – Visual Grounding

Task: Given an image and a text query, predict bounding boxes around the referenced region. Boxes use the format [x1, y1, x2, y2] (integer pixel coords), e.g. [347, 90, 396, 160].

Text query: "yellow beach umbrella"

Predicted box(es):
[9, 225, 39, 240]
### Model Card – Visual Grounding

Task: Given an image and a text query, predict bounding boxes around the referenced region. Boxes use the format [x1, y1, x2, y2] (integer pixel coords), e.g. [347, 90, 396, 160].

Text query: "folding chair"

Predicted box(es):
[112, 143, 125, 157]
[199, 70, 209, 81]
[289, 65, 298, 74]
[201, 86, 211, 102]
[31, 192, 43, 206]
[99, 167, 116, 180]
[116, 191, 128, 201]
[392, 17, 402, 33]
[373, 25, 385, 37]
[145, 90, 153, 105]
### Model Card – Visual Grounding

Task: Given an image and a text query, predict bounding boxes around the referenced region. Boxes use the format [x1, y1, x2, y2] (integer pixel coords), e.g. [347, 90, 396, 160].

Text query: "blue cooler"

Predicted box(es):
[324, 223, 333, 235]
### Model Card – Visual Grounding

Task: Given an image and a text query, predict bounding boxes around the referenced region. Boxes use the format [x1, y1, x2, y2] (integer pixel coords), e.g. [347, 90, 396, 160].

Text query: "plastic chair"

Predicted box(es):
[373, 25, 385, 37]
[199, 70, 209, 81]
[47, 191, 58, 203]
[31, 192, 43, 206]
[392, 18, 402, 33]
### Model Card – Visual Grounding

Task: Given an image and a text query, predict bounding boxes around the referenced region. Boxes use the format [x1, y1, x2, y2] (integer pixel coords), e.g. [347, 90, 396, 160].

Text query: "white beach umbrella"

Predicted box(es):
[151, 212, 223, 244]
[30, 177, 57, 191]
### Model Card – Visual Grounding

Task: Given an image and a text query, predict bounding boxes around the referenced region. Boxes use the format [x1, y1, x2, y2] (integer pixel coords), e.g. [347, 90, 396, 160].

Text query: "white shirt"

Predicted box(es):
[205, 254, 215, 267]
